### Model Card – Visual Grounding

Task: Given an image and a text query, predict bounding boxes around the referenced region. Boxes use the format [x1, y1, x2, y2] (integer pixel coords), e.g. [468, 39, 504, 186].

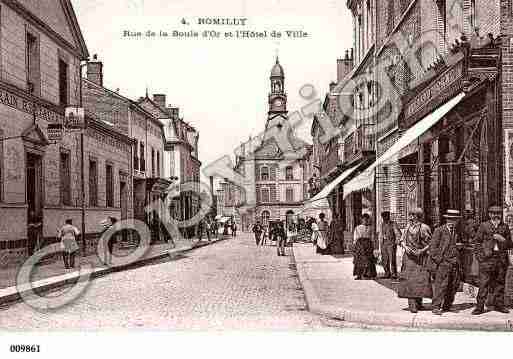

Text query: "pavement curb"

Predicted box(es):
[0, 237, 229, 307]
[291, 245, 513, 331]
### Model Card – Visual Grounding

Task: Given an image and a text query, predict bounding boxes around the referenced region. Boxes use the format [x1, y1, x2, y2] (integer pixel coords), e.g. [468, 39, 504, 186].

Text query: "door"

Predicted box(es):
[26, 153, 43, 233]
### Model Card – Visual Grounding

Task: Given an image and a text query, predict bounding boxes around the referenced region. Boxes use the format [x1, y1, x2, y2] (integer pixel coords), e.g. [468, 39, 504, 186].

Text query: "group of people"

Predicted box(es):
[251, 220, 290, 256]
[309, 213, 346, 256]
[352, 206, 513, 316]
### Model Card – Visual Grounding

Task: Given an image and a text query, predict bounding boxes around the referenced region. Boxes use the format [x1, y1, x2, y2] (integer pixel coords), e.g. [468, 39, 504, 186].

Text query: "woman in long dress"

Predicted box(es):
[398, 207, 432, 313]
[314, 213, 330, 255]
[353, 213, 377, 280]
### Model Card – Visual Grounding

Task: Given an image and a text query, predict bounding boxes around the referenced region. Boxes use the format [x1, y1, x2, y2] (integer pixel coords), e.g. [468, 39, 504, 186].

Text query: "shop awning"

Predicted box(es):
[343, 92, 466, 198]
[299, 197, 331, 216]
[307, 161, 367, 205]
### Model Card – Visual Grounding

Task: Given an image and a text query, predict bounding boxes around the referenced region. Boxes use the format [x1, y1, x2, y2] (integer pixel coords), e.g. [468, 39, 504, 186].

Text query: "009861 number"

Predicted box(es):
[9, 345, 40, 353]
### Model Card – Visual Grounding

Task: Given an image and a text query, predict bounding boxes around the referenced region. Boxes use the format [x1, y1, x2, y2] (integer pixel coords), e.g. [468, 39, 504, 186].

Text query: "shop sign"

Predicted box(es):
[0, 86, 64, 123]
[47, 123, 63, 142]
[65, 107, 86, 131]
[403, 62, 463, 127]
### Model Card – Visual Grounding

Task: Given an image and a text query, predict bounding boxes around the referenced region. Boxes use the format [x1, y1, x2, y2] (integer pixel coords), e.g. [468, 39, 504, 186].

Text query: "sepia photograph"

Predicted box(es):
[1, 0, 513, 357]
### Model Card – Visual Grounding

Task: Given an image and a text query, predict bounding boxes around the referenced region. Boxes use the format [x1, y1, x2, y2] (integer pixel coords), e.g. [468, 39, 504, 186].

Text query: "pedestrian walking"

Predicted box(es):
[428, 210, 463, 315]
[277, 221, 287, 256]
[397, 208, 432, 313]
[261, 226, 270, 246]
[252, 221, 263, 246]
[471, 206, 513, 315]
[379, 211, 401, 280]
[232, 222, 237, 237]
[57, 219, 80, 269]
[353, 213, 377, 280]
[205, 220, 212, 241]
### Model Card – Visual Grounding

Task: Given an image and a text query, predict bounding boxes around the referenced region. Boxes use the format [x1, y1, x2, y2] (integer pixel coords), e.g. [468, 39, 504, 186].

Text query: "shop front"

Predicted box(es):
[345, 43, 502, 285]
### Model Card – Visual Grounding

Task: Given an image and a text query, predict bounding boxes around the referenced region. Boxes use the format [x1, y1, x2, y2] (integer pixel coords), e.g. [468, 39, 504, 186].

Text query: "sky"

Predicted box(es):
[71, 0, 353, 180]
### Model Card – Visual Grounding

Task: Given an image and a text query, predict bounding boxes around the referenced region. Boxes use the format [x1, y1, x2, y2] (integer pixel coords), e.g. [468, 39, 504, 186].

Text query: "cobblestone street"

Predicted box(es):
[0, 234, 359, 331]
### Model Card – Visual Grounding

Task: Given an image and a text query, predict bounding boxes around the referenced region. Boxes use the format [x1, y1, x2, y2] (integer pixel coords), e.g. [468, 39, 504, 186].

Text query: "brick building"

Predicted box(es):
[0, 0, 136, 265]
[339, 0, 513, 286]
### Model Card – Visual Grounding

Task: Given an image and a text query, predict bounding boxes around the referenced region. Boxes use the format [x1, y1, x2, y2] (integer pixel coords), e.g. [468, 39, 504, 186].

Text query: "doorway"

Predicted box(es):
[26, 152, 43, 218]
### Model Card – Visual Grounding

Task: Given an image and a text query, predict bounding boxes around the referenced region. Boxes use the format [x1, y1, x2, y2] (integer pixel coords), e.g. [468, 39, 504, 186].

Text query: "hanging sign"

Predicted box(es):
[47, 123, 63, 142]
[65, 107, 86, 131]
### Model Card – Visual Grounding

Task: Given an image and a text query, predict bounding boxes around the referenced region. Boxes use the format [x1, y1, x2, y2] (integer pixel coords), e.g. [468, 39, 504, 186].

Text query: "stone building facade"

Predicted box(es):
[138, 94, 201, 237]
[222, 58, 310, 231]
[82, 67, 170, 242]
[0, 0, 135, 265]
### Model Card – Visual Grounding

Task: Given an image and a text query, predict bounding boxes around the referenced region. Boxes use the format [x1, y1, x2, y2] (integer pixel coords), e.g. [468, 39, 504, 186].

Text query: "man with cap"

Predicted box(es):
[472, 205, 513, 315]
[379, 211, 401, 279]
[429, 210, 464, 315]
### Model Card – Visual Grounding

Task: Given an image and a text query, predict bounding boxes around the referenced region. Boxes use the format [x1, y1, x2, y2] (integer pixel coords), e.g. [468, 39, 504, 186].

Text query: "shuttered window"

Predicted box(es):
[106, 164, 114, 207]
[89, 159, 98, 207]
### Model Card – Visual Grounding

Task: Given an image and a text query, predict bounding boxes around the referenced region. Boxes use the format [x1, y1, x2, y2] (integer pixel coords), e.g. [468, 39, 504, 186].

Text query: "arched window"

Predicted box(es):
[285, 166, 293, 180]
[262, 211, 270, 227]
[286, 188, 294, 202]
[260, 166, 269, 181]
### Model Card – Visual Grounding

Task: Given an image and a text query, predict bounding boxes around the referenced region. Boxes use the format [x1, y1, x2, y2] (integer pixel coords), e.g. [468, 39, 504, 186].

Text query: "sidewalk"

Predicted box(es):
[0, 236, 228, 306]
[292, 243, 513, 331]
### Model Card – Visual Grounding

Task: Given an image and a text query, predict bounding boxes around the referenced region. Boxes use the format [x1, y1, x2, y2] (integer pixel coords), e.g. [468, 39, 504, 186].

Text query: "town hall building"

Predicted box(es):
[220, 58, 311, 231]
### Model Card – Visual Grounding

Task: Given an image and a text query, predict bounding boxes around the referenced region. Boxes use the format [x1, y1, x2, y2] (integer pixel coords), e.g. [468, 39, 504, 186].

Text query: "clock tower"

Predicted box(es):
[268, 57, 287, 116]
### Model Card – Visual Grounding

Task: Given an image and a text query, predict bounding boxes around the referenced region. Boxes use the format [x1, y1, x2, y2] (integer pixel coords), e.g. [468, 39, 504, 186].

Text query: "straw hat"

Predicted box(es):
[443, 209, 462, 219]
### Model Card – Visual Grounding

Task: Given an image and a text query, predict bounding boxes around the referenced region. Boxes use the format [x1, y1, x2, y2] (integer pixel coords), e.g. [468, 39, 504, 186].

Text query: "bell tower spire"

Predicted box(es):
[268, 56, 287, 116]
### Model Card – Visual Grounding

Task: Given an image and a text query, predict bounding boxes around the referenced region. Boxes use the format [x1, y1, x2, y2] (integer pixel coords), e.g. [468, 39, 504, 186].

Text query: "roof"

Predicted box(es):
[271, 57, 284, 78]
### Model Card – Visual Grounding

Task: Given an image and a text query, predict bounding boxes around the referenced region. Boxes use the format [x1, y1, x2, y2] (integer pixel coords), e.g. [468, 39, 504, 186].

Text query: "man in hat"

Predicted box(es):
[472, 205, 513, 315]
[379, 211, 401, 279]
[429, 210, 463, 315]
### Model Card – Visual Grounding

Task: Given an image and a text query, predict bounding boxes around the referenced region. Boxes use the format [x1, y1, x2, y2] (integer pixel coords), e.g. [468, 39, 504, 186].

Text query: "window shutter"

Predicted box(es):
[270, 165, 277, 181]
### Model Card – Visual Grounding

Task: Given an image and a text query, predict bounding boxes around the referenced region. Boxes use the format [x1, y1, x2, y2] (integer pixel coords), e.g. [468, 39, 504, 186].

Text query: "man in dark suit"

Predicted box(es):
[430, 210, 463, 315]
[472, 206, 513, 315]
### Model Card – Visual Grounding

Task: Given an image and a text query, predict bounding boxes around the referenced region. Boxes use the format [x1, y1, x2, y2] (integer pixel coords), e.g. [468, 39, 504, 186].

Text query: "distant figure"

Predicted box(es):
[316, 213, 330, 255]
[232, 222, 237, 237]
[252, 221, 263, 246]
[276, 221, 287, 257]
[57, 219, 80, 269]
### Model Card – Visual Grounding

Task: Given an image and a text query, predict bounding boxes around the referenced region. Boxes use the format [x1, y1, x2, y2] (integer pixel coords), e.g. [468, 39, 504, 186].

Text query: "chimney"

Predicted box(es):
[336, 48, 354, 83]
[153, 94, 166, 109]
[87, 54, 103, 87]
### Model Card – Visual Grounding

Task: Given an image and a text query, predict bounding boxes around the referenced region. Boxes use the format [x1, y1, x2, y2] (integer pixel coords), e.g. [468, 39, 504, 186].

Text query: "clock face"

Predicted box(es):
[274, 99, 283, 107]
